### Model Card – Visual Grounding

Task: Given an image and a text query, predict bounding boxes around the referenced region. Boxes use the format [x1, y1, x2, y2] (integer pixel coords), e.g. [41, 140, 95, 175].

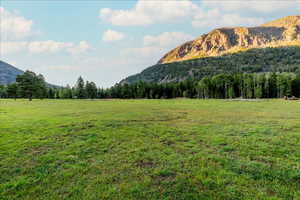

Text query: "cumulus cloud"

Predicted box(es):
[1, 40, 91, 55]
[202, 0, 300, 13]
[0, 7, 91, 56]
[122, 32, 194, 61]
[99, 0, 200, 26]
[191, 0, 300, 29]
[192, 8, 264, 28]
[0, 7, 34, 40]
[27, 41, 73, 53]
[102, 30, 125, 42]
[99, 0, 298, 29]
[1, 41, 27, 54]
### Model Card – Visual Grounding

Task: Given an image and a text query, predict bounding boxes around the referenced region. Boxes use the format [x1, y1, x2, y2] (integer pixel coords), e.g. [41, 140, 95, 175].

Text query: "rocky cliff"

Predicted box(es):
[158, 15, 300, 64]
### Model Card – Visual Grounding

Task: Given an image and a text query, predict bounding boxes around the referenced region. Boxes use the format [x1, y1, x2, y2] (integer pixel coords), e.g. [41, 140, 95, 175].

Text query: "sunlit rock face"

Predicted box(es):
[158, 15, 300, 64]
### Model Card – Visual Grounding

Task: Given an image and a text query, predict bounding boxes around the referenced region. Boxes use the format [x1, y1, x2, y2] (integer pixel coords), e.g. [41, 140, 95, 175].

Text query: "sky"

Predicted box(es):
[1, 0, 299, 87]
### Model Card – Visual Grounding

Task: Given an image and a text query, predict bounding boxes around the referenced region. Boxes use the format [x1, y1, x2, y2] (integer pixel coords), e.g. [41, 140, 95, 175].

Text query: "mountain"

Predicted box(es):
[0, 60, 60, 88]
[158, 15, 300, 64]
[0, 60, 24, 85]
[121, 15, 300, 84]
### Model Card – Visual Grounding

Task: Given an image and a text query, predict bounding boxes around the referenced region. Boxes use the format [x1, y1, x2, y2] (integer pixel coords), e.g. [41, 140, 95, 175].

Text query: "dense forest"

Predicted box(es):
[1, 69, 300, 100]
[122, 46, 300, 84]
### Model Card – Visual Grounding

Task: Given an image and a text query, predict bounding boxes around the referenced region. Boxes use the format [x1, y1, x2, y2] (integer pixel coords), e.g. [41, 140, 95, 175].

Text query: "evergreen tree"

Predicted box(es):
[16, 71, 46, 101]
[0, 85, 8, 98]
[35, 74, 47, 99]
[198, 77, 211, 98]
[7, 83, 18, 99]
[292, 69, 300, 97]
[254, 74, 264, 98]
[76, 76, 86, 99]
[86, 81, 97, 99]
[47, 88, 55, 99]
[269, 72, 278, 98]
[65, 85, 73, 99]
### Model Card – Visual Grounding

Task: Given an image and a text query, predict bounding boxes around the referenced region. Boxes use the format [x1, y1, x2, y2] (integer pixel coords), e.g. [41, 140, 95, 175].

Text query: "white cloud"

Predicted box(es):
[98, 0, 285, 29]
[122, 32, 194, 61]
[144, 32, 194, 47]
[202, 0, 300, 13]
[27, 41, 73, 53]
[191, 0, 300, 29]
[102, 30, 125, 42]
[0, 7, 91, 55]
[192, 8, 264, 28]
[1, 41, 27, 54]
[99, 0, 200, 26]
[0, 7, 34, 40]
[1, 40, 91, 55]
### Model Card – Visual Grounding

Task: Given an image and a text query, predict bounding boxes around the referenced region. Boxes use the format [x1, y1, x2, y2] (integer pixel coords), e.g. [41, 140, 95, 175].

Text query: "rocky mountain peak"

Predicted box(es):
[158, 15, 300, 64]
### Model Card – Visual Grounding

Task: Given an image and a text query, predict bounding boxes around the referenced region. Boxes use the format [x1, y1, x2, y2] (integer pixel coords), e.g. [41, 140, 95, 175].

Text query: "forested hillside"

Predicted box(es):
[122, 46, 300, 84]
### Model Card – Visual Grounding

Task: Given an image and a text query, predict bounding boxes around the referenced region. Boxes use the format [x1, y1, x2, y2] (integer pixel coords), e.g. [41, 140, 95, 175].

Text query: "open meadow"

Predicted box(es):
[0, 99, 300, 199]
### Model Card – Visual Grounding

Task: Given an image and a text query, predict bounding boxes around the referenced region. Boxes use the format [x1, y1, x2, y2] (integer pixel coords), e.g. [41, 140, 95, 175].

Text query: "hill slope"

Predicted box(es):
[0, 60, 59, 88]
[122, 46, 300, 84]
[158, 15, 300, 64]
[0, 60, 24, 85]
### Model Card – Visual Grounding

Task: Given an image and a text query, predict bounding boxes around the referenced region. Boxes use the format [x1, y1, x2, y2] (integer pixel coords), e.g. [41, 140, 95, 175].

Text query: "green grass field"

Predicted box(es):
[1, 99, 300, 199]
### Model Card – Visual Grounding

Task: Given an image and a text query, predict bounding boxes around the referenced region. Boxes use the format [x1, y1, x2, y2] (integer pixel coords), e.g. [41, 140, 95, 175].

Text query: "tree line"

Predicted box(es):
[0, 71, 47, 100]
[0, 71, 98, 100]
[102, 71, 300, 99]
[1, 69, 300, 100]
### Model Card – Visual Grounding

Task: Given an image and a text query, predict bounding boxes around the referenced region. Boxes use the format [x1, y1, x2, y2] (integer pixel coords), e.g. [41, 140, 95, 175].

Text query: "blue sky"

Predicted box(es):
[1, 0, 299, 87]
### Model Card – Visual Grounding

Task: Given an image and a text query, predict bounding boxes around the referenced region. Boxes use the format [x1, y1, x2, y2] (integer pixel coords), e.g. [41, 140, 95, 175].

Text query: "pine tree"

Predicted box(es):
[86, 81, 97, 99]
[76, 76, 86, 99]
[47, 88, 55, 99]
[269, 72, 278, 98]
[16, 71, 46, 101]
[7, 83, 18, 100]
[292, 68, 300, 97]
[0, 85, 7, 98]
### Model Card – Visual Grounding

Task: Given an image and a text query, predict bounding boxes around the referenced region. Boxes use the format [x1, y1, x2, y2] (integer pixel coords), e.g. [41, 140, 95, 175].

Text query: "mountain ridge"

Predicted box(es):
[158, 15, 300, 64]
[0, 60, 60, 88]
[0, 60, 24, 85]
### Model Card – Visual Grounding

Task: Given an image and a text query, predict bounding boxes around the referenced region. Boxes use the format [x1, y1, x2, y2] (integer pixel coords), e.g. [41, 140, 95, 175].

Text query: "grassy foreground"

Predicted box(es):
[0, 99, 300, 199]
